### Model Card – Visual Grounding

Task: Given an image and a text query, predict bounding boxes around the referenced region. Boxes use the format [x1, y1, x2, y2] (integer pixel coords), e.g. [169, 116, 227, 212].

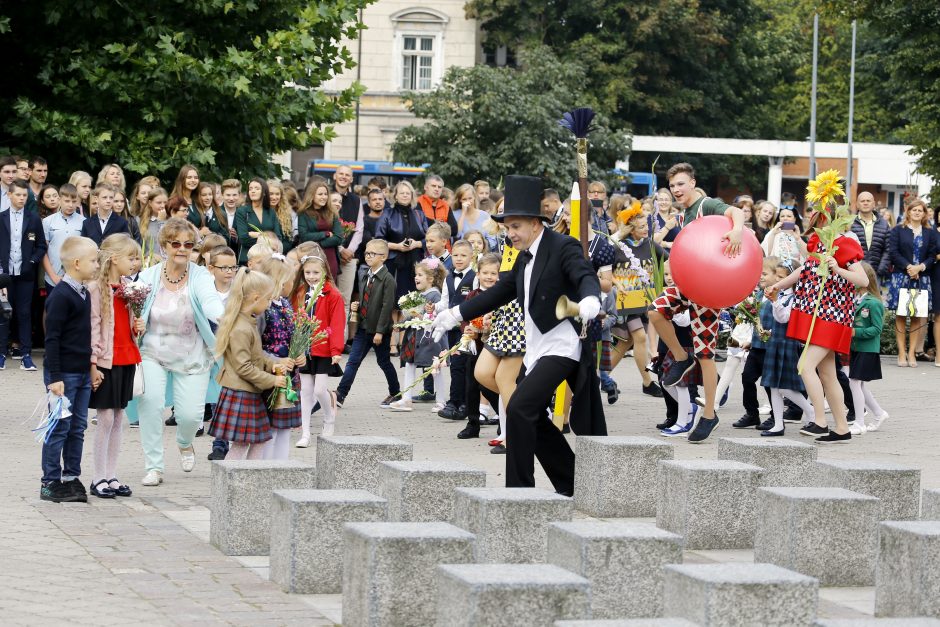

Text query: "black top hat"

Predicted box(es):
[493, 175, 548, 222]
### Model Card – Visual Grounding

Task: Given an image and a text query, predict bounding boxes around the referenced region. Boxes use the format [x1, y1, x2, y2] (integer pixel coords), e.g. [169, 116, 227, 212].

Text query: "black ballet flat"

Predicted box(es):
[91, 479, 116, 499]
[108, 479, 132, 497]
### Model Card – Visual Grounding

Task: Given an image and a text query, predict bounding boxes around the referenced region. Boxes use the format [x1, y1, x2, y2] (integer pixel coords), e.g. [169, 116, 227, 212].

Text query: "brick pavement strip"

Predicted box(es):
[0, 353, 938, 624]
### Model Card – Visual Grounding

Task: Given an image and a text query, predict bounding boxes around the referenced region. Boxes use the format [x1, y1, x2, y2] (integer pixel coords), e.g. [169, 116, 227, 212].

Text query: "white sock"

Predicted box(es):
[299, 373, 316, 440]
[433, 371, 445, 404]
[715, 353, 743, 402]
[496, 397, 506, 443]
[313, 373, 334, 427]
[270, 429, 292, 460]
[862, 383, 885, 418]
[781, 389, 815, 421]
[402, 364, 416, 402]
[768, 389, 786, 432]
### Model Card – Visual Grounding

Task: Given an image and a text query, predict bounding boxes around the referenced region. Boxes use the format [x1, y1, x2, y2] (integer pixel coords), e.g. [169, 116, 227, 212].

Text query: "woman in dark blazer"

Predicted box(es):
[886, 199, 936, 366]
[233, 178, 288, 264]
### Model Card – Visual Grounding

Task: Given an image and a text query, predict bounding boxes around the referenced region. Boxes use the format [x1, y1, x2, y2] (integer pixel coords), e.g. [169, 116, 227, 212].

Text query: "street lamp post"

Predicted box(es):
[809, 13, 819, 182]
[846, 20, 857, 203]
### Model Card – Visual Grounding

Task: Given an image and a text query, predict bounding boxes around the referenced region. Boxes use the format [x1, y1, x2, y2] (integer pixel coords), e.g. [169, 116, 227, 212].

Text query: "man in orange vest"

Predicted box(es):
[417, 175, 458, 241]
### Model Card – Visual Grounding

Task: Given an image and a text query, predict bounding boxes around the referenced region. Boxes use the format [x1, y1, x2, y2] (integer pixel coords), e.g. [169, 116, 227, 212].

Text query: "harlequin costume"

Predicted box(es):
[787, 233, 864, 355]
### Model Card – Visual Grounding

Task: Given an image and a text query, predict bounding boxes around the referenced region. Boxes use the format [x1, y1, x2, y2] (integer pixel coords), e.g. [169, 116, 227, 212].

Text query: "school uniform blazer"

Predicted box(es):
[80, 212, 130, 246]
[459, 227, 606, 436]
[233, 205, 287, 264]
[0, 207, 48, 280]
[888, 224, 936, 274]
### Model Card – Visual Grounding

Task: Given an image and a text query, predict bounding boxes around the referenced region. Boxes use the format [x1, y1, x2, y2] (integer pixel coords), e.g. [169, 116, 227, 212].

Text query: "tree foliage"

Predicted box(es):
[391, 49, 631, 191]
[1, 0, 370, 182]
[821, 0, 940, 182]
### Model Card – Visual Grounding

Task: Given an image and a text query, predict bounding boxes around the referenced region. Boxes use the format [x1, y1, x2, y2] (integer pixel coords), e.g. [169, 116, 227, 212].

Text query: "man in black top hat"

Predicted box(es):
[432, 175, 606, 495]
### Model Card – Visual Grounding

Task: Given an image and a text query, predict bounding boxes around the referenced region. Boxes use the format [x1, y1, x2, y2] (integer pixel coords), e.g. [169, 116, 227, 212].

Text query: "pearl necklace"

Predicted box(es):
[164, 266, 188, 285]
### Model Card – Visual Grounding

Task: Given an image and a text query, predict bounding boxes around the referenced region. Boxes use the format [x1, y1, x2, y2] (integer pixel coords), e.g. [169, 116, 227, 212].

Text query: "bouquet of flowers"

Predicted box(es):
[735, 294, 771, 342]
[398, 291, 428, 318]
[270, 277, 328, 410]
[116, 279, 152, 318]
[340, 219, 356, 239]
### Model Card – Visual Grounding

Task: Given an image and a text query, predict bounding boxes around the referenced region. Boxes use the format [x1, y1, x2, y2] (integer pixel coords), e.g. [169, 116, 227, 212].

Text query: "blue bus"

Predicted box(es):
[611, 170, 658, 198]
[307, 159, 429, 187]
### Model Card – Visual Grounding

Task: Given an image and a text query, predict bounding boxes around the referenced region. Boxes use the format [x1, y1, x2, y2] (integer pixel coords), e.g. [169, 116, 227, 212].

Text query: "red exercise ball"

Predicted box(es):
[669, 215, 763, 309]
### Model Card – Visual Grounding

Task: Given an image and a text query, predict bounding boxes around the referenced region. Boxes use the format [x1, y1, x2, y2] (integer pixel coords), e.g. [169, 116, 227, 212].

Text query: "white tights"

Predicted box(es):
[769, 388, 815, 432]
[715, 350, 745, 404]
[849, 379, 885, 425]
[496, 397, 507, 444]
[267, 429, 292, 460]
[401, 364, 444, 403]
[93, 408, 125, 484]
[299, 373, 335, 439]
[664, 385, 693, 427]
[227, 441, 269, 460]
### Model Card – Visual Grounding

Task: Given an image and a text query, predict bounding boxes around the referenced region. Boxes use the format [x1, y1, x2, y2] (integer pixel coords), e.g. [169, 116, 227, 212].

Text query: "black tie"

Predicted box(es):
[519, 250, 533, 265]
[453, 271, 463, 280]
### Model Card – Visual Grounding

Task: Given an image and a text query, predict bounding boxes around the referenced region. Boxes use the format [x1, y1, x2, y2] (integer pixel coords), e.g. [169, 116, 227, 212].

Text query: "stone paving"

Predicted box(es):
[0, 351, 937, 625]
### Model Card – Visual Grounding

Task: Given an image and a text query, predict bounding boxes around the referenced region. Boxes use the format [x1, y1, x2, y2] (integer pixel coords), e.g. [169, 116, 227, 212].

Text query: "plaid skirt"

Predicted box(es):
[661, 347, 702, 386]
[266, 373, 302, 430]
[210, 387, 272, 444]
[598, 341, 613, 372]
[762, 337, 805, 392]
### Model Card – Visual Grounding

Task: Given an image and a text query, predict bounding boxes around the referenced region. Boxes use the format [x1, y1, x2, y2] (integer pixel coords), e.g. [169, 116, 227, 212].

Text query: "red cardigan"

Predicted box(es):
[309, 283, 347, 358]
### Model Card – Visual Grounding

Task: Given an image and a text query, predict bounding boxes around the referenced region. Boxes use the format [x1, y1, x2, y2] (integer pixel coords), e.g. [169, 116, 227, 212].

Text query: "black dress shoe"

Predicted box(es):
[782, 409, 803, 422]
[457, 426, 480, 439]
[108, 479, 132, 497]
[483, 416, 500, 426]
[642, 382, 664, 398]
[656, 415, 678, 431]
[490, 443, 507, 454]
[732, 414, 761, 429]
[165, 414, 177, 426]
[757, 417, 775, 431]
[195, 426, 205, 437]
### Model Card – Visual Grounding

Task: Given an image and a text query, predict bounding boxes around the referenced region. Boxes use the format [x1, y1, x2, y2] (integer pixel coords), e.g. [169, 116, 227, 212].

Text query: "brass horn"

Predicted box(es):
[556, 295, 581, 320]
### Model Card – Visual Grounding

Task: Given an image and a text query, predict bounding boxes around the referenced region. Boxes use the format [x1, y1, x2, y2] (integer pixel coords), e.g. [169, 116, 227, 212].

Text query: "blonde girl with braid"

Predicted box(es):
[88, 234, 144, 498]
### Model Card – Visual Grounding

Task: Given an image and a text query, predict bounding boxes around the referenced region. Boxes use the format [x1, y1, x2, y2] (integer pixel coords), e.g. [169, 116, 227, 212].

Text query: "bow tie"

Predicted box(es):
[519, 250, 534, 265]
[453, 271, 463, 280]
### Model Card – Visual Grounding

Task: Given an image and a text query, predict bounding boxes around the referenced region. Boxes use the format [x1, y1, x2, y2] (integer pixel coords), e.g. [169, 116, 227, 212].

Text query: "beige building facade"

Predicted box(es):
[322, 0, 480, 163]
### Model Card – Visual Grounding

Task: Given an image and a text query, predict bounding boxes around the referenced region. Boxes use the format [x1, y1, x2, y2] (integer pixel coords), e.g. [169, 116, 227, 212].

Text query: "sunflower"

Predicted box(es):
[806, 169, 845, 208]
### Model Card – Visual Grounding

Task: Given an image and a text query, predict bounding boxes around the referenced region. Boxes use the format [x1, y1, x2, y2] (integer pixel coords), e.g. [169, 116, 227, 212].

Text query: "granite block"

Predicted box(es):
[816, 459, 920, 521]
[269, 489, 386, 593]
[316, 435, 412, 493]
[209, 460, 316, 556]
[717, 437, 817, 487]
[922, 488, 940, 520]
[377, 460, 486, 522]
[755, 487, 880, 585]
[875, 520, 940, 618]
[574, 436, 675, 517]
[547, 521, 682, 619]
[343, 521, 475, 627]
[435, 563, 590, 627]
[452, 487, 573, 563]
[657, 459, 764, 549]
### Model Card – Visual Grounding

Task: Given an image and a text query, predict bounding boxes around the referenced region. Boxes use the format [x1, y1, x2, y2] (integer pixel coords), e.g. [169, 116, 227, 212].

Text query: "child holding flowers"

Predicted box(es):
[291, 254, 345, 445]
[88, 234, 145, 498]
[209, 268, 294, 460]
[256, 255, 304, 459]
[389, 258, 447, 412]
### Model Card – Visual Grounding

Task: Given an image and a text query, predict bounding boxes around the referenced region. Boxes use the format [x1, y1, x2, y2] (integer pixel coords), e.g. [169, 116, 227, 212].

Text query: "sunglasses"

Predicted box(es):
[168, 240, 196, 250]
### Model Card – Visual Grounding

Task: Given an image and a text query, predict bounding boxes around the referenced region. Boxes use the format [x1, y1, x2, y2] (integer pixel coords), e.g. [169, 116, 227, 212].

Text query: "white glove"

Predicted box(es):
[577, 296, 601, 323]
[431, 306, 462, 342]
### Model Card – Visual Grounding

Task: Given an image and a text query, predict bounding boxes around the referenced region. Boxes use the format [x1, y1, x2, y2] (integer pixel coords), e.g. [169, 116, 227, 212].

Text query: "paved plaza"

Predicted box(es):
[0, 352, 937, 625]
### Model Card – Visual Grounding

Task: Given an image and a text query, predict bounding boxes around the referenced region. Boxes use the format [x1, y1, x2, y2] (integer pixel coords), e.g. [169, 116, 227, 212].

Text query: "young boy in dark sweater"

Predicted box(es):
[335, 239, 400, 407]
[40, 236, 99, 502]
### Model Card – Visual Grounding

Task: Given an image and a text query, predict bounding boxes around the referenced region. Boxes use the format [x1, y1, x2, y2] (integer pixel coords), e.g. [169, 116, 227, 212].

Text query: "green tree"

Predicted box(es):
[821, 0, 940, 184]
[391, 49, 631, 191]
[1, 0, 369, 182]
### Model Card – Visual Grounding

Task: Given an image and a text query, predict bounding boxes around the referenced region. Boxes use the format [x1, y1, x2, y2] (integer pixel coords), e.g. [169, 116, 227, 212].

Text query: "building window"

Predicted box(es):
[402, 36, 435, 91]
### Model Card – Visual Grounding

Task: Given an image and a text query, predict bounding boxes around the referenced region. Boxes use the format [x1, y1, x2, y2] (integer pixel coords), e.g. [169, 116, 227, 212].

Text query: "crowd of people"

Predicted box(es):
[1, 154, 937, 502]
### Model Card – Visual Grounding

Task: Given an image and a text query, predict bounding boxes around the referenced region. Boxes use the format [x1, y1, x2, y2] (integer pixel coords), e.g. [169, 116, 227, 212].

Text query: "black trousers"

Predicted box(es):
[506, 356, 578, 494]
[741, 348, 770, 416]
[447, 329, 467, 407]
[464, 352, 500, 430]
[0, 274, 35, 355]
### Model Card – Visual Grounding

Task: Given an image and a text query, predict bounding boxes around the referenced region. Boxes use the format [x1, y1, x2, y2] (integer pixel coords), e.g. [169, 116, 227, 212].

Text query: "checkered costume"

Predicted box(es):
[650, 287, 720, 360]
[484, 299, 526, 357]
[210, 387, 273, 443]
[787, 234, 864, 355]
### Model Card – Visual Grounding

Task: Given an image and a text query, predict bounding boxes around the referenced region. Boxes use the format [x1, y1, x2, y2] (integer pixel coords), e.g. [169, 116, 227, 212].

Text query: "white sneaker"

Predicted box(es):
[869, 411, 889, 432]
[849, 422, 866, 435]
[295, 436, 310, 448]
[431, 402, 446, 413]
[142, 470, 163, 486]
[179, 446, 196, 472]
[758, 405, 772, 416]
[389, 399, 413, 412]
[322, 423, 335, 438]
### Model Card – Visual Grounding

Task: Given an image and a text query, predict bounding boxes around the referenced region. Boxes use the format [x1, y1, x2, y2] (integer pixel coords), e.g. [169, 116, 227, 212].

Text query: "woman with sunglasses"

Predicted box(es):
[134, 218, 225, 486]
